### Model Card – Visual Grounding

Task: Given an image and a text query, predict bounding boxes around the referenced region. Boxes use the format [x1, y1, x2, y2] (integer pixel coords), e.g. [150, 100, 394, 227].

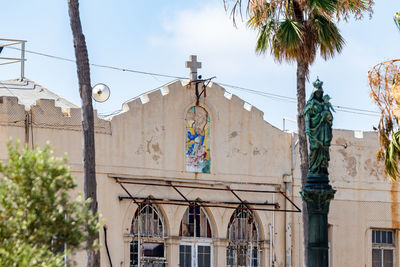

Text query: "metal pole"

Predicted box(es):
[138, 207, 141, 267]
[272, 193, 275, 267]
[269, 224, 273, 267]
[20, 41, 25, 81]
[250, 220, 253, 267]
[194, 204, 197, 266]
[0, 38, 28, 42]
[116, 181, 142, 267]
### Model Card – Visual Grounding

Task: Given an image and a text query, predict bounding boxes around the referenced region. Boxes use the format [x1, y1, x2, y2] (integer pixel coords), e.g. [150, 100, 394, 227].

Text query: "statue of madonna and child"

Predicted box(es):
[302, 78, 335, 181]
[301, 79, 336, 267]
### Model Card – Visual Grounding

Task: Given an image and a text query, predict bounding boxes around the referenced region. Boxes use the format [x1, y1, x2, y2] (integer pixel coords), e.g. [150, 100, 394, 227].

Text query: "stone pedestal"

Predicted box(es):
[300, 176, 336, 267]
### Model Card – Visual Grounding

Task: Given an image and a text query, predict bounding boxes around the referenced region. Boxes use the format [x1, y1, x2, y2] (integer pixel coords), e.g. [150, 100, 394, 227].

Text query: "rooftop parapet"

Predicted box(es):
[0, 95, 111, 134]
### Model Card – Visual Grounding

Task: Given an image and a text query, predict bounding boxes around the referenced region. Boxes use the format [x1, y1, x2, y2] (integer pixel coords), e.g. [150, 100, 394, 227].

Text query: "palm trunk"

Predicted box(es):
[67, 0, 100, 266]
[297, 60, 309, 267]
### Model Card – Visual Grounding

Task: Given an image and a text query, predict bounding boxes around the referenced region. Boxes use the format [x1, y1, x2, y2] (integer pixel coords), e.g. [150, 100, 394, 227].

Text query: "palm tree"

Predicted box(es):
[369, 12, 400, 180]
[224, 0, 372, 265]
[67, 0, 99, 266]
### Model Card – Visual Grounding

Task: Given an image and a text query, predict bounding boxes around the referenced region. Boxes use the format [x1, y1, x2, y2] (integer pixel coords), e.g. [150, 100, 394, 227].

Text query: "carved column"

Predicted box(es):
[301, 183, 335, 267]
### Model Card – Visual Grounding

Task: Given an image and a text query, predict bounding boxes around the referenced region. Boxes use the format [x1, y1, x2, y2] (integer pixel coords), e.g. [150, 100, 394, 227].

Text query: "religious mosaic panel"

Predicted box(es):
[185, 106, 210, 173]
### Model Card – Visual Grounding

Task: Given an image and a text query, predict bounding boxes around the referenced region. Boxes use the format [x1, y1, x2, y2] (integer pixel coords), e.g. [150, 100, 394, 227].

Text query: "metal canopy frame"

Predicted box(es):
[114, 177, 301, 213]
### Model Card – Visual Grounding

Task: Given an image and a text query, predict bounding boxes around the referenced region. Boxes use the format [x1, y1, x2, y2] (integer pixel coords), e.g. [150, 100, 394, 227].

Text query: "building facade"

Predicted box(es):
[0, 77, 398, 267]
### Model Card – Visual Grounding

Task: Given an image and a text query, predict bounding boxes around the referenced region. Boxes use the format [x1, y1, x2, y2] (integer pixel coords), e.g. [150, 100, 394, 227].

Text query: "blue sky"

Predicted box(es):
[0, 0, 399, 132]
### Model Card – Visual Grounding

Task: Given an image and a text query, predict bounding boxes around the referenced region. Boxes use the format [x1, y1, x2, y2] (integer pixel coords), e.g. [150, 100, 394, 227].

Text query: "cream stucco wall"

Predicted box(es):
[0, 80, 397, 267]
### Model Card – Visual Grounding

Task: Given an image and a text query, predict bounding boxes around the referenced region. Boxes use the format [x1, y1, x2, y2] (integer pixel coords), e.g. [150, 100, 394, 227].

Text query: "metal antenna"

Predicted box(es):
[0, 38, 27, 81]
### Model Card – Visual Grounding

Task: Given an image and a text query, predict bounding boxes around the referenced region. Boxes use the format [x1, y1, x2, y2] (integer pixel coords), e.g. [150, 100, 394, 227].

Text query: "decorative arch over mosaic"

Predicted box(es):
[185, 106, 210, 173]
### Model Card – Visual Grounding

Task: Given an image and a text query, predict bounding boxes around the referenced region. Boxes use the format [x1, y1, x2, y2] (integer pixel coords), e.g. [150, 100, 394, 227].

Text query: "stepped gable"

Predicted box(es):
[0, 78, 111, 134]
[99, 80, 180, 120]
[102, 79, 290, 179]
[0, 96, 26, 127]
[107, 79, 283, 134]
[31, 99, 111, 134]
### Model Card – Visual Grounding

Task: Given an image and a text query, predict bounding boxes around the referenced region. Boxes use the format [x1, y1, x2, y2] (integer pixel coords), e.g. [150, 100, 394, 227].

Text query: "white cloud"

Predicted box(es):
[148, 4, 283, 75]
[163, 6, 254, 52]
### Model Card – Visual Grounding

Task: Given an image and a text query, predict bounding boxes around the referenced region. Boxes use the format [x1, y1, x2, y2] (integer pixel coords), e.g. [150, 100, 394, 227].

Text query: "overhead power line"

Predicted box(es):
[6, 46, 187, 80]
[220, 83, 380, 117]
[5, 46, 380, 117]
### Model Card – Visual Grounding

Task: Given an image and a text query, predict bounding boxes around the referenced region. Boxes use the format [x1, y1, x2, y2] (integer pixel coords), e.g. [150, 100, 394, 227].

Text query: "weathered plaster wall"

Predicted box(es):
[100, 80, 291, 184]
[0, 80, 396, 267]
[291, 129, 398, 266]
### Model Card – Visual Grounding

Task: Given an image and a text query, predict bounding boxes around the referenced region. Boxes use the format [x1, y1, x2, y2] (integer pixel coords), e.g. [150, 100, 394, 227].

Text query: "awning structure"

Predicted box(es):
[110, 175, 301, 213]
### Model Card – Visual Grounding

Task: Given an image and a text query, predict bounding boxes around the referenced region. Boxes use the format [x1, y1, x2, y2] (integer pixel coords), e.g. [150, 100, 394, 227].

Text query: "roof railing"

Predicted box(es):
[0, 38, 27, 81]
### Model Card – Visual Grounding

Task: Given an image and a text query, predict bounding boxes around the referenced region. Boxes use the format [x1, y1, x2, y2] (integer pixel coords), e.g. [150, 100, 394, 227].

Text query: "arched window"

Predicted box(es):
[226, 205, 260, 267]
[185, 106, 211, 173]
[130, 201, 166, 267]
[179, 203, 213, 267]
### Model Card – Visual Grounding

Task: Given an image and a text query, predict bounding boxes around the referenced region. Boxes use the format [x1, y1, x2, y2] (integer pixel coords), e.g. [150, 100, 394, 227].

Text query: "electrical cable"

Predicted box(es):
[5, 46, 380, 117]
[5, 46, 187, 80]
[104, 226, 113, 267]
[220, 82, 379, 116]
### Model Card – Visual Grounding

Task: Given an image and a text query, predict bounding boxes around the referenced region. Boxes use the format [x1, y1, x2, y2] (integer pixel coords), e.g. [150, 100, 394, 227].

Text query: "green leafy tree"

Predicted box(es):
[224, 0, 372, 265]
[0, 141, 100, 266]
[0, 240, 64, 267]
[395, 12, 400, 31]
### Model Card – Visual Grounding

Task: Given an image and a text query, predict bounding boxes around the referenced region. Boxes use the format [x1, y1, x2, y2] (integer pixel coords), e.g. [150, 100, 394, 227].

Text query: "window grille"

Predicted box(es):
[130, 241, 139, 267]
[227, 205, 260, 267]
[131, 203, 164, 237]
[372, 229, 394, 267]
[197, 245, 211, 267]
[130, 202, 166, 267]
[179, 203, 213, 266]
[179, 245, 192, 267]
[180, 203, 212, 238]
[373, 230, 394, 245]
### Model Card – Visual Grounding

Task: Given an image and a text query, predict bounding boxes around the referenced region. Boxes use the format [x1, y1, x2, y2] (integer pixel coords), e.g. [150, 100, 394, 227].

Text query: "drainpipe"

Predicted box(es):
[292, 142, 296, 267]
[291, 132, 296, 171]
[291, 132, 297, 267]
[269, 224, 273, 267]
[281, 132, 297, 267]
[103, 225, 113, 267]
[283, 174, 292, 267]
[272, 192, 276, 266]
[24, 110, 29, 145]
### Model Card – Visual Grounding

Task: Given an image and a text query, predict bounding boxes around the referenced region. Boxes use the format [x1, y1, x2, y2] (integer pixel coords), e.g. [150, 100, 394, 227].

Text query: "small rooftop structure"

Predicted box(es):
[0, 78, 77, 110]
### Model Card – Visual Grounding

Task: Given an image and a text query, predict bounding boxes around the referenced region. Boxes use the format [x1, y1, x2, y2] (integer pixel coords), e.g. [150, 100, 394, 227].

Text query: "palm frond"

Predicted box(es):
[310, 0, 338, 14]
[395, 12, 400, 32]
[277, 19, 303, 50]
[311, 14, 345, 59]
[385, 142, 398, 179]
[254, 19, 277, 54]
[223, 0, 246, 27]
[368, 59, 400, 166]
[336, 0, 373, 21]
[245, 0, 370, 65]
[248, 1, 274, 28]
[385, 131, 400, 180]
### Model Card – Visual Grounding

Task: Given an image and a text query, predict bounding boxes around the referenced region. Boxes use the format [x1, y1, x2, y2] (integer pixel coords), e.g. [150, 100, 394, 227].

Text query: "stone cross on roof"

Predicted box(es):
[185, 55, 202, 81]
